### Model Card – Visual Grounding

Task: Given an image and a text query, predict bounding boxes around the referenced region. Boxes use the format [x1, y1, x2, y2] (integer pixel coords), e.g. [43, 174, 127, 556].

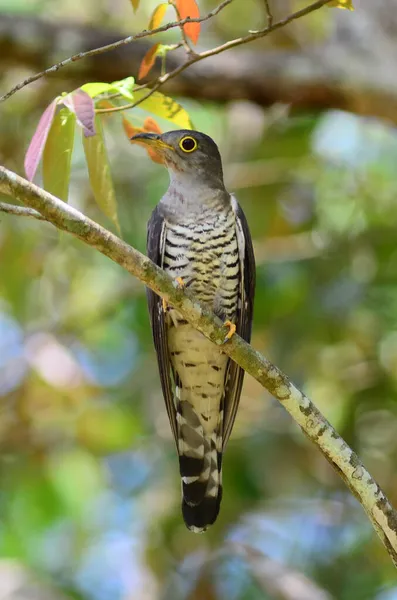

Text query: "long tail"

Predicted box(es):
[177, 399, 223, 533]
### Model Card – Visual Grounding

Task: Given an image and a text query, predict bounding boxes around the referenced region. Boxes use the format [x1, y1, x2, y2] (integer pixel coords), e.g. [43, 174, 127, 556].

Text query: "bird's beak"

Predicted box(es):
[130, 132, 174, 151]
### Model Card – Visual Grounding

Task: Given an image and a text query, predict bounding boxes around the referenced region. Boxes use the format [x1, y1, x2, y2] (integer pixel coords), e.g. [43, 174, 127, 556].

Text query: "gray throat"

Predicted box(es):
[160, 171, 230, 220]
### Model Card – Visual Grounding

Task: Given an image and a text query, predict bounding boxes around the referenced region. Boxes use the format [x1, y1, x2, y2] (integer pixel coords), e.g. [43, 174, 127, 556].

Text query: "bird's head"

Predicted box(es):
[131, 129, 225, 189]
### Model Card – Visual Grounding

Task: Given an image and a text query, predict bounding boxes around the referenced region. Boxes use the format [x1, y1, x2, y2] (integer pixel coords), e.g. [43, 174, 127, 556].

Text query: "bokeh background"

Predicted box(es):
[2, 0, 397, 598]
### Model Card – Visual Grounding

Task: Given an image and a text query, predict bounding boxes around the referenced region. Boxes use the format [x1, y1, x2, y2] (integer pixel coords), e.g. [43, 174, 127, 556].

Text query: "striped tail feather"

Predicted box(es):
[177, 399, 223, 532]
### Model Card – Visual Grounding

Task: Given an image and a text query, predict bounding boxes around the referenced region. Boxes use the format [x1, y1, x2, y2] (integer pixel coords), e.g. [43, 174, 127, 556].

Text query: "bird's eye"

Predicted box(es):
[179, 136, 197, 153]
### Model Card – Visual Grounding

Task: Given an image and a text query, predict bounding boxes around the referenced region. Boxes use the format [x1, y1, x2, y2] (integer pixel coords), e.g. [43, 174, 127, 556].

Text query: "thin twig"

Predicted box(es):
[1, 163, 397, 567]
[97, 0, 332, 115]
[170, 0, 197, 57]
[95, 83, 162, 114]
[263, 0, 273, 27]
[157, 0, 333, 87]
[0, 0, 232, 103]
[0, 201, 46, 220]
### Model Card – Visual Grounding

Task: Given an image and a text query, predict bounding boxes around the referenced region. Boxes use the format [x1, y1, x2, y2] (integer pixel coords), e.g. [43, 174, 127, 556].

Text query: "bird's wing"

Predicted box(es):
[222, 196, 256, 447]
[146, 205, 178, 442]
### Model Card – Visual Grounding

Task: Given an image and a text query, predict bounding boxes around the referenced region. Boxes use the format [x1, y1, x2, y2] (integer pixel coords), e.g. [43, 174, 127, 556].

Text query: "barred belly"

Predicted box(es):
[162, 207, 240, 434]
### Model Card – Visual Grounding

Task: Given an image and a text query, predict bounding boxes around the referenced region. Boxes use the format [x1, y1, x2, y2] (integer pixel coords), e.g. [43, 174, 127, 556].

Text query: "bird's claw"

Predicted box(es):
[222, 320, 236, 343]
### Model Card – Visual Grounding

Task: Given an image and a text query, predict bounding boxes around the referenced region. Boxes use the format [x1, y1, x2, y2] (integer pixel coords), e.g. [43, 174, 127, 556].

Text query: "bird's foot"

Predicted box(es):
[222, 320, 236, 343]
[162, 297, 168, 313]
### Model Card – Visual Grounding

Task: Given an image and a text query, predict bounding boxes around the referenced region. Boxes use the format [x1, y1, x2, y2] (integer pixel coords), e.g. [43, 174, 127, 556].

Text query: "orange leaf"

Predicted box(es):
[175, 0, 200, 44]
[122, 118, 143, 140]
[146, 147, 164, 164]
[138, 43, 160, 81]
[130, 0, 140, 11]
[143, 117, 162, 134]
[149, 3, 168, 29]
[96, 99, 115, 112]
[124, 117, 164, 164]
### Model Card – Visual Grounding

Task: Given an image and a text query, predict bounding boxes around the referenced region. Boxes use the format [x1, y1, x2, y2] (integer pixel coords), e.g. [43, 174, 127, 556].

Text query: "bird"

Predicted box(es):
[131, 129, 256, 532]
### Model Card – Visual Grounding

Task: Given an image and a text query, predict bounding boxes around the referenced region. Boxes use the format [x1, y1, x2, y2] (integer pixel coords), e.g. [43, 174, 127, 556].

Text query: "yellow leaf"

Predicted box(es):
[149, 3, 168, 29]
[133, 90, 193, 129]
[130, 0, 140, 12]
[328, 0, 354, 10]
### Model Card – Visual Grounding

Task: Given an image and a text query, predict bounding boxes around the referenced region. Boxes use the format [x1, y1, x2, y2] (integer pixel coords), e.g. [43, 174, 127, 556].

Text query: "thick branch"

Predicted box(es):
[1, 165, 397, 565]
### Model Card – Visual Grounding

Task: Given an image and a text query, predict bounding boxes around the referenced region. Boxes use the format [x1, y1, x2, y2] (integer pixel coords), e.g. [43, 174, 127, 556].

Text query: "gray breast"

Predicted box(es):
[162, 207, 240, 320]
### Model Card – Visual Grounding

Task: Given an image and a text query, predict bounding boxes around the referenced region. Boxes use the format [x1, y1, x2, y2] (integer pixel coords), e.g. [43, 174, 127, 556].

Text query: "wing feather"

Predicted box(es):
[146, 206, 178, 442]
[222, 196, 256, 446]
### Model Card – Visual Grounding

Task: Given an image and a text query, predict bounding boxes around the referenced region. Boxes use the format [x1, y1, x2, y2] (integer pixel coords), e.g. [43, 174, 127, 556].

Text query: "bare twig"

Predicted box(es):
[95, 0, 332, 116]
[95, 83, 162, 114]
[263, 0, 274, 27]
[0, 0, 232, 103]
[1, 164, 397, 567]
[155, 0, 333, 92]
[0, 201, 46, 220]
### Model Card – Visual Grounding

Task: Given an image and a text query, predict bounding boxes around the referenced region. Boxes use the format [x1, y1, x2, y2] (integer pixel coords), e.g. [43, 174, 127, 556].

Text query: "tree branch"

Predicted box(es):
[1, 164, 397, 566]
[0, 0, 233, 103]
[0, 0, 333, 104]
[3, 4, 397, 124]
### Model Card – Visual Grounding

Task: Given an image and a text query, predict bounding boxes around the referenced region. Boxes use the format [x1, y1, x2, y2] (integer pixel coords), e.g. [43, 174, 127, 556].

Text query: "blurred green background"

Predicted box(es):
[1, 0, 397, 598]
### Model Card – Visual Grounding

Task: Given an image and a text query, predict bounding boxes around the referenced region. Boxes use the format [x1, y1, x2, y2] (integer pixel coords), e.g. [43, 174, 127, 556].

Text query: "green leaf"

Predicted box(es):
[81, 82, 115, 98]
[133, 90, 193, 129]
[81, 78, 136, 102]
[111, 76, 135, 101]
[43, 108, 76, 201]
[82, 115, 120, 231]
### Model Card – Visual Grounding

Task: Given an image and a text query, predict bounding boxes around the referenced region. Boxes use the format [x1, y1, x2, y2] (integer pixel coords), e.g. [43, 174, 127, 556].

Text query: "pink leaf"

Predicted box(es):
[24, 100, 57, 181]
[63, 89, 96, 137]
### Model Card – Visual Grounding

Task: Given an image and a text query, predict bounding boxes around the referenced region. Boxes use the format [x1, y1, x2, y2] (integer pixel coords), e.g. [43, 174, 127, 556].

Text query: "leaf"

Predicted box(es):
[62, 89, 96, 137]
[96, 99, 116, 111]
[24, 99, 58, 181]
[328, 0, 354, 8]
[143, 117, 162, 134]
[149, 3, 168, 29]
[110, 77, 135, 101]
[82, 115, 120, 231]
[43, 108, 76, 202]
[122, 118, 143, 140]
[175, 0, 200, 44]
[81, 82, 115, 98]
[133, 90, 193, 129]
[82, 78, 135, 103]
[130, 0, 140, 11]
[138, 44, 160, 81]
[122, 118, 163, 164]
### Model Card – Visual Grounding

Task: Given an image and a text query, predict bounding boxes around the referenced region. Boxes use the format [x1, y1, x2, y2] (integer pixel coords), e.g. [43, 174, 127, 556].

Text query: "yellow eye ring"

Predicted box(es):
[179, 136, 198, 153]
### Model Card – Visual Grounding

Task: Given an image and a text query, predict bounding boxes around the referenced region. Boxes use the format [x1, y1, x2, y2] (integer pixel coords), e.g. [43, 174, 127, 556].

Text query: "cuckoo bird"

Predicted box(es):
[131, 130, 256, 532]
